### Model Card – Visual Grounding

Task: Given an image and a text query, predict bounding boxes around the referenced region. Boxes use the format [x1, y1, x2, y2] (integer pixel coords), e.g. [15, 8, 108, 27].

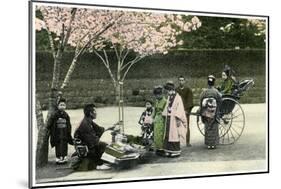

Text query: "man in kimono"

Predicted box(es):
[162, 81, 188, 157]
[74, 104, 111, 170]
[176, 75, 193, 147]
[199, 75, 222, 149]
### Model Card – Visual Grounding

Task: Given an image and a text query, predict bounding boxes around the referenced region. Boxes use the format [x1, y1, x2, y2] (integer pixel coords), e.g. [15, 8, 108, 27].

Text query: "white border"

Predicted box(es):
[30, 1, 269, 188]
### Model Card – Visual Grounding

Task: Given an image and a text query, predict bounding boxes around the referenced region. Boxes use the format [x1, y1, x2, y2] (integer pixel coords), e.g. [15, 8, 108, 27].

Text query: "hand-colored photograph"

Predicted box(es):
[29, 0, 268, 188]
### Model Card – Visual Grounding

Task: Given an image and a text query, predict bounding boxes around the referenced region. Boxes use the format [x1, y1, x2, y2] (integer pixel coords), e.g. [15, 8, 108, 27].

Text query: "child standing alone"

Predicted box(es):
[138, 100, 154, 146]
[48, 98, 74, 164]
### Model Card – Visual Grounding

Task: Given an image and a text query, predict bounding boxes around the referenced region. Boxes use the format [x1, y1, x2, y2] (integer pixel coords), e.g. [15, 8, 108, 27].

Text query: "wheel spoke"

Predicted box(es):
[217, 97, 245, 145]
[218, 121, 228, 137]
[219, 124, 226, 137]
[231, 106, 240, 115]
[222, 132, 225, 144]
[231, 120, 244, 123]
[231, 113, 243, 120]
[228, 127, 236, 141]
[230, 126, 241, 137]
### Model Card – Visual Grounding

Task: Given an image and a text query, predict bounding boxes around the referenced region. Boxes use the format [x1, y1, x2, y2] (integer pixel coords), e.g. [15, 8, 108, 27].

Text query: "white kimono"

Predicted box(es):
[162, 93, 187, 147]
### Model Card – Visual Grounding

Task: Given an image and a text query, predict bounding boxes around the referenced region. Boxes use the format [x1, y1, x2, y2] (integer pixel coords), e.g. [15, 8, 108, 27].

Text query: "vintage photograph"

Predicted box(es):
[29, 0, 268, 188]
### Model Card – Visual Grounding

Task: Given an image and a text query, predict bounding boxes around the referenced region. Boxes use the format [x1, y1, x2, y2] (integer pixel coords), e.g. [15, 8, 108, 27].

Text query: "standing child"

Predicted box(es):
[138, 100, 154, 146]
[48, 98, 74, 164]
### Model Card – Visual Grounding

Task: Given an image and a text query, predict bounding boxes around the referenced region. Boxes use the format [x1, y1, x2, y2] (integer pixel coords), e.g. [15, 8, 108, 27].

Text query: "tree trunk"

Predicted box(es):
[36, 89, 59, 167]
[35, 95, 44, 130]
[115, 82, 120, 104]
[61, 54, 79, 89]
[36, 123, 49, 168]
[35, 96, 49, 167]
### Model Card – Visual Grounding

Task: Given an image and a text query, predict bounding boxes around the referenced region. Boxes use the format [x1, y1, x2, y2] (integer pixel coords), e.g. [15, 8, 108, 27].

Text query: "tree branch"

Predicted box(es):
[60, 13, 124, 89]
[79, 12, 124, 55]
[121, 55, 145, 81]
[120, 49, 130, 68]
[60, 45, 80, 89]
[93, 50, 107, 65]
[113, 44, 120, 62]
[103, 49, 109, 66]
[94, 50, 116, 84]
[61, 8, 77, 48]
[121, 54, 140, 71]
[45, 29, 56, 59]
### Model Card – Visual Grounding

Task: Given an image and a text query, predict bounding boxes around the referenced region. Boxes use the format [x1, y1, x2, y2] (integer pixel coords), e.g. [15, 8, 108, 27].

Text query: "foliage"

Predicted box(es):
[90, 11, 201, 86]
[180, 16, 266, 49]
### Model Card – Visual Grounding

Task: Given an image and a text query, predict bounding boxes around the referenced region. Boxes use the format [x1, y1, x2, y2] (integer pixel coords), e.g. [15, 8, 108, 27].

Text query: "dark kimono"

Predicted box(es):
[48, 110, 73, 158]
[74, 117, 107, 168]
[200, 87, 222, 147]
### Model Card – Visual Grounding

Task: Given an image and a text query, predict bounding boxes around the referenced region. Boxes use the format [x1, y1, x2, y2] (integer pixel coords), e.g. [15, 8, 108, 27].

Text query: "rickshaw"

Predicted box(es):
[194, 79, 255, 145]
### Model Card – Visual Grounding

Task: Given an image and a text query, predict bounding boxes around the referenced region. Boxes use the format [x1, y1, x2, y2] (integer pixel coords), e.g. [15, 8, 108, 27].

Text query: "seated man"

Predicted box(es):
[73, 104, 110, 170]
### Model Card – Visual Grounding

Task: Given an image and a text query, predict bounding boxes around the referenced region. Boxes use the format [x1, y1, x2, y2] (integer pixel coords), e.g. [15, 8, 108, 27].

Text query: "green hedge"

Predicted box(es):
[35, 49, 266, 109]
[36, 49, 265, 80]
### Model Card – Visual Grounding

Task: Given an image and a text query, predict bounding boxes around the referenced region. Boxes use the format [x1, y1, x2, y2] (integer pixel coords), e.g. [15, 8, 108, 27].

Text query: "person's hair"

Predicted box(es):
[145, 99, 153, 106]
[178, 75, 185, 80]
[164, 81, 175, 91]
[57, 98, 66, 105]
[153, 85, 163, 95]
[83, 103, 96, 117]
[207, 75, 216, 86]
[223, 70, 230, 77]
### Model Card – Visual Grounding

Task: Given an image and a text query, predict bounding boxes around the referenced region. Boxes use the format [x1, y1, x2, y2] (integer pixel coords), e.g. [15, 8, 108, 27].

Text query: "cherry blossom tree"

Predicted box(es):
[35, 5, 123, 167]
[91, 12, 201, 102]
[88, 12, 201, 131]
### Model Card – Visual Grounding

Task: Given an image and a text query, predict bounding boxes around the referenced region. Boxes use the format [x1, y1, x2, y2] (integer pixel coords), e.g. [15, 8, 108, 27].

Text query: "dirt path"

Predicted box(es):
[35, 104, 267, 185]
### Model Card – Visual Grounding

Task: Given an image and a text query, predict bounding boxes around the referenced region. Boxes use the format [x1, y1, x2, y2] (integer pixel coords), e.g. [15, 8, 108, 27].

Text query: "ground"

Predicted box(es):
[35, 103, 267, 185]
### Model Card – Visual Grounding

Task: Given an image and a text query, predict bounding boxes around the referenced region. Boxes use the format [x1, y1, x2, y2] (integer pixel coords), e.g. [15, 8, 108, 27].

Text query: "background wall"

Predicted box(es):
[36, 49, 266, 109]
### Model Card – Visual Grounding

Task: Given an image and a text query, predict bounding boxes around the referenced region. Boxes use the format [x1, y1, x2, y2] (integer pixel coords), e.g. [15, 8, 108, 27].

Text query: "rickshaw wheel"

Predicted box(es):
[218, 97, 245, 145]
[196, 114, 206, 136]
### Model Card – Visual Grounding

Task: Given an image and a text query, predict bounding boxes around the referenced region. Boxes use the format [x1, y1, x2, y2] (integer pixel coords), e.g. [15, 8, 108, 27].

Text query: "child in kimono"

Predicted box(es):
[138, 100, 154, 145]
[48, 98, 74, 164]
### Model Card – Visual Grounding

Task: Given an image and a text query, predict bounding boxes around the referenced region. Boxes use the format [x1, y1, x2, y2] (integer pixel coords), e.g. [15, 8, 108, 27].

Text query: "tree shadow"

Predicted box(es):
[36, 161, 74, 181]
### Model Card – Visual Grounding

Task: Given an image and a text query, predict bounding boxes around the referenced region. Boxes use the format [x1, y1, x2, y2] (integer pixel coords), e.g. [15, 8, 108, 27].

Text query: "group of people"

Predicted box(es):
[48, 101, 113, 169]
[47, 66, 236, 170]
[138, 66, 237, 155]
[138, 76, 193, 157]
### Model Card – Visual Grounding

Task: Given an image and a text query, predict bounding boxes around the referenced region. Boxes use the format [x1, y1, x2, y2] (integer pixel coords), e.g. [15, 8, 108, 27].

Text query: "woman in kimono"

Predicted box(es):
[219, 70, 235, 95]
[152, 86, 167, 155]
[162, 81, 187, 157]
[199, 75, 222, 149]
